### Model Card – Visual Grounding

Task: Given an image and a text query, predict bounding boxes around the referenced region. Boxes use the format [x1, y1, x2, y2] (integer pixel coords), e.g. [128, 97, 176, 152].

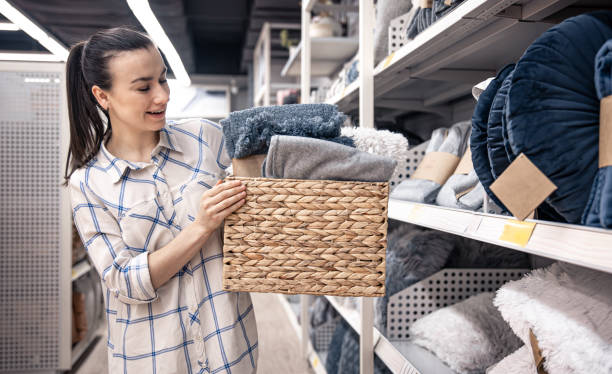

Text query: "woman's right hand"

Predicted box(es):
[193, 179, 246, 235]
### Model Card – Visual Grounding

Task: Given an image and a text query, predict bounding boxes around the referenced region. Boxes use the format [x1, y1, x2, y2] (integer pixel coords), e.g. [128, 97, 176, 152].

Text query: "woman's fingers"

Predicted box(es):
[212, 189, 246, 213]
[217, 197, 246, 219]
[208, 185, 246, 206]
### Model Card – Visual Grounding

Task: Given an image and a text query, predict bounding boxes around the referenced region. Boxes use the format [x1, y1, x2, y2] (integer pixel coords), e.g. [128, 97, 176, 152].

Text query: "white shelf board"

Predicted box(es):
[326, 0, 601, 112]
[281, 37, 359, 77]
[71, 259, 92, 282]
[278, 294, 327, 374]
[324, 296, 423, 374]
[388, 199, 612, 274]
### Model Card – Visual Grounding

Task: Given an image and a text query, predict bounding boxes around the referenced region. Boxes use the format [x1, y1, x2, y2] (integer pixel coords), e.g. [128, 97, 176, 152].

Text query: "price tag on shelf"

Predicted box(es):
[499, 219, 536, 247]
[341, 86, 348, 98]
[312, 356, 319, 368]
[383, 52, 396, 69]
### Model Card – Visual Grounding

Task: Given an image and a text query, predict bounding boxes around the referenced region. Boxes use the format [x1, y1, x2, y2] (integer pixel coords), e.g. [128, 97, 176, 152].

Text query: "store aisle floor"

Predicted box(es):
[73, 293, 314, 374]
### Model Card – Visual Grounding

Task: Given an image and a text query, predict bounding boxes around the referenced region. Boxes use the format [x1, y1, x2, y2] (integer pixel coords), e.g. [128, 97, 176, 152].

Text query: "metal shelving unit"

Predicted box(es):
[293, 1, 612, 373]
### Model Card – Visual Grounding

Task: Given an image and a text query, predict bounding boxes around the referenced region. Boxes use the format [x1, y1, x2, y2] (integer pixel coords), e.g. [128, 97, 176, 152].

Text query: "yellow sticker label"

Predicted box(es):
[71, 269, 76, 278]
[313, 357, 319, 367]
[383, 52, 396, 69]
[499, 219, 536, 247]
[407, 204, 424, 222]
[341, 86, 348, 98]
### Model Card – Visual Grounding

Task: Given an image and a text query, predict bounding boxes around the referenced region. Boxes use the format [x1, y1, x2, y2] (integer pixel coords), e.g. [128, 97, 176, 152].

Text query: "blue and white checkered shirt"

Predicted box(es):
[70, 118, 258, 374]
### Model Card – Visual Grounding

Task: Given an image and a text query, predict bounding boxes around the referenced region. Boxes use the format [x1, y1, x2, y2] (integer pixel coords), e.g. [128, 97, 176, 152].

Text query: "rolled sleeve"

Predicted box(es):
[70, 175, 158, 305]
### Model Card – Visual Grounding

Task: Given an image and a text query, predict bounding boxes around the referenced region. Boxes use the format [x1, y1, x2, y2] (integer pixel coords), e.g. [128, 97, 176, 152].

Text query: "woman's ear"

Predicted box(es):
[91, 85, 109, 111]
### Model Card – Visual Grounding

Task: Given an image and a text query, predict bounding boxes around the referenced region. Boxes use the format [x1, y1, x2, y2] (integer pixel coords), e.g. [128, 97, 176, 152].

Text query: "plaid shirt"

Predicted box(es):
[70, 118, 258, 374]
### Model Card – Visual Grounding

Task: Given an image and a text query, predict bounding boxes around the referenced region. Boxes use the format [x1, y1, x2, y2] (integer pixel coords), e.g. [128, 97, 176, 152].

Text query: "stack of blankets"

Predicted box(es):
[469, 11, 612, 227]
[221, 103, 399, 183]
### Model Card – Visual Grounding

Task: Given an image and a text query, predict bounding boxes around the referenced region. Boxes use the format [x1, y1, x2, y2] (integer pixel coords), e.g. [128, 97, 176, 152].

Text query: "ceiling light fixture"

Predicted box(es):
[0, 21, 18, 31]
[0, 0, 68, 60]
[0, 52, 62, 61]
[127, 0, 191, 86]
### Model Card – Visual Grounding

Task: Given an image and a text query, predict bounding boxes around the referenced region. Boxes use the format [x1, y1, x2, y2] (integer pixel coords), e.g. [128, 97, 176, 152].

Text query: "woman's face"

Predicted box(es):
[94, 45, 170, 133]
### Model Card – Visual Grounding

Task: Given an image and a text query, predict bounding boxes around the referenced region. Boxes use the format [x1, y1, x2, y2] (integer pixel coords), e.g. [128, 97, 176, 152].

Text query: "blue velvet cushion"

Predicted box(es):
[583, 39, 612, 228]
[488, 69, 514, 179]
[470, 64, 515, 210]
[505, 12, 612, 223]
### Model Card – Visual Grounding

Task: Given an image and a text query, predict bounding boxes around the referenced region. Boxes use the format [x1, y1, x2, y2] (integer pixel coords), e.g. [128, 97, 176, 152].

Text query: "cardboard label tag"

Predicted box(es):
[383, 52, 396, 69]
[421, 0, 433, 8]
[411, 151, 460, 185]
[454, 147, 473, 175]
[499, 219, 536, 247]
[529, 329, 549, 374]
[444, 0, 452, 5]
[231, 154, 266, 177]
[490, 153, 557, 221]
[601, 96, 612, 168]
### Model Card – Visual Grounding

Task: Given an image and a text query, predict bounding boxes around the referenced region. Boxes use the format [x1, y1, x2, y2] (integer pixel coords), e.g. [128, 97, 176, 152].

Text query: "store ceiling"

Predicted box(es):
[1, 0, 300, 75]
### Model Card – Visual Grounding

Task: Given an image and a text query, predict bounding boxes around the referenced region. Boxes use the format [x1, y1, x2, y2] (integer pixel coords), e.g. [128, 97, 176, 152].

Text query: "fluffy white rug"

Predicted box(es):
[410, 292, 522, 374]
[486, 346, 535, 374]
[494, 262, 612, 374]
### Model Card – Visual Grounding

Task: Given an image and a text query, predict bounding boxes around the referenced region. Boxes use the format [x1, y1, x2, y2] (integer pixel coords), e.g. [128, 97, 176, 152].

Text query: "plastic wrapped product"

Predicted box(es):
[505, 12, 612, 223]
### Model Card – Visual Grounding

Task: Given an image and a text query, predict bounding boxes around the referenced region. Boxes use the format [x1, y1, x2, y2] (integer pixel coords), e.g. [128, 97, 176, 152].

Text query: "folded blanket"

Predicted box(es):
[220, 103, 351, 159]
[471, 64, 515, 211]
[407, 0, 464, 39]
[341, 127, 411, 191]
[262, 135, 396, 182]
[486, 346, 535, 374]
[346, 59, 359, 85]
[436, 171, 484, 210]
[583, 39, 612, 228]
[374, 0, 412, 64]
[505, 12, 612, 223]
[410, 293, 522, 374]
[494, 262, 612, 374]
[391, 121, 471, 203]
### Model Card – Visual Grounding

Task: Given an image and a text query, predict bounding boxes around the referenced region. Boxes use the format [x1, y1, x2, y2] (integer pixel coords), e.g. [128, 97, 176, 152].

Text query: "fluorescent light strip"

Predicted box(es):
[0, 0, 68, 60]
[0, 52, 62, 61]
[127, 0, 191, 86]
[0, 21, 18, 31]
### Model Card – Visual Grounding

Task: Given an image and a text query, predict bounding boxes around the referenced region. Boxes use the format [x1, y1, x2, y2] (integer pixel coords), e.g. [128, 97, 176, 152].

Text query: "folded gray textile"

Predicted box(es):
[220, 103, 351, 159]
[436, 171, 484, 210]
[391, 121, 471, 203]
[486, 346, 535, 374]
[262, 135, 397, 182]
[407, 0, 464, 39]
[410, 293, 523, 374]
[374, 0, 412, 64]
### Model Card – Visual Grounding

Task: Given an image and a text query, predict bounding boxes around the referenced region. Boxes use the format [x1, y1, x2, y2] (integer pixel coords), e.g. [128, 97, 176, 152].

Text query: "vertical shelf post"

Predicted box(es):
[300, 0, 313, 361]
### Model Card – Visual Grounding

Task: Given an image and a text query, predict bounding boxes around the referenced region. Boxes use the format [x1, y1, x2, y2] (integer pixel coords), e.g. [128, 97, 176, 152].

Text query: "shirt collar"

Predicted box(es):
[96, 126, 183, 183]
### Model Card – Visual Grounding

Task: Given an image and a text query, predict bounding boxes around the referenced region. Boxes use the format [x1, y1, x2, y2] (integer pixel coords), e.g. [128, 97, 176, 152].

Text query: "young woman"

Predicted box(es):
[65, 27, 258, 373]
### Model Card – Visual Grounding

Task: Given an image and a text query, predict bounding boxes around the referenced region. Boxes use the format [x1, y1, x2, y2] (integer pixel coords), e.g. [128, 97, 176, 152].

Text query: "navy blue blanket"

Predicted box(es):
[488, 68, 514, 179]
[583, 39, 612, 228]
[220, 104, 351, 159]
[471, 64, 515, 210]
[505, 12, 612, 223]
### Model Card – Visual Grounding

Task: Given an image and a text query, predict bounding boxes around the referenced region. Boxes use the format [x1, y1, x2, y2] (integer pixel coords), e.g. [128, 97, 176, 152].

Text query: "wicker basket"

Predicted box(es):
[222, 177, 389, 297]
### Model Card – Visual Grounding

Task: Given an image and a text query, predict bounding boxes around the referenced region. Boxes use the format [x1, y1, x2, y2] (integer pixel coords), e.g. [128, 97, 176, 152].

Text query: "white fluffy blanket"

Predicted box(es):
[494, 262, 612, 374]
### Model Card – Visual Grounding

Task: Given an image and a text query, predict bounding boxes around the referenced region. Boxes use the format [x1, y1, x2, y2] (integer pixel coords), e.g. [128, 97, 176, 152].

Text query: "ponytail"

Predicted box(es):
[63, 27, 153, 185]
[64, 41, 109, 184]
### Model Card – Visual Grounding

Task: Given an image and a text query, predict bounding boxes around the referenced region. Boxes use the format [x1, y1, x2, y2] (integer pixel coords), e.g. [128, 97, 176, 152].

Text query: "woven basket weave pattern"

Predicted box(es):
[222, 177, 389, 297]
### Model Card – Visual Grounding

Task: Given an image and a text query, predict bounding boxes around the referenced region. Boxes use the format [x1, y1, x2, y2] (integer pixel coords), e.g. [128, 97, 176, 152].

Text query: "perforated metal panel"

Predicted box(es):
[390, 140, 428, 190]
[386, 268, 527, 340]
[0, 63, 71, 372]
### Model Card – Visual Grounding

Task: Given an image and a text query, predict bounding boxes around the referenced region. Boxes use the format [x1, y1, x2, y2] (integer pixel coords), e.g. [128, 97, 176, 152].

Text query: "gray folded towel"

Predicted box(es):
[262, 135, 397, 182]
[220, 103, 352, 159]
[391, 121, 471, 203]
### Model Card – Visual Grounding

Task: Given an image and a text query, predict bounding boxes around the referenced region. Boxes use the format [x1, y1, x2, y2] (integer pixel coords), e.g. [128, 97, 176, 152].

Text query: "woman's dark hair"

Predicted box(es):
[63, 26, 154, 184]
